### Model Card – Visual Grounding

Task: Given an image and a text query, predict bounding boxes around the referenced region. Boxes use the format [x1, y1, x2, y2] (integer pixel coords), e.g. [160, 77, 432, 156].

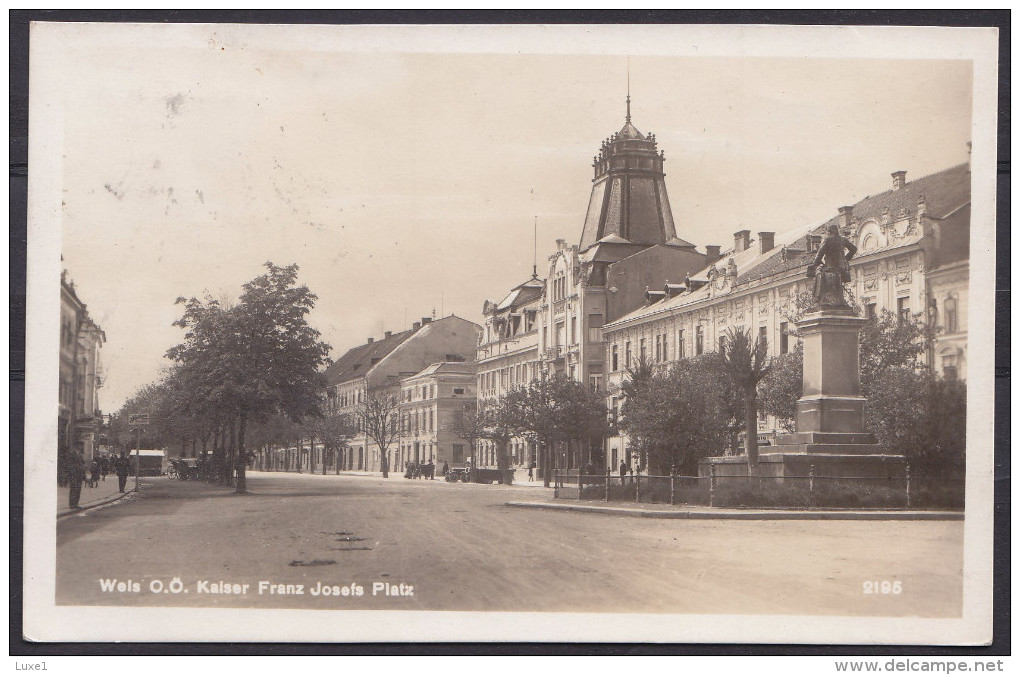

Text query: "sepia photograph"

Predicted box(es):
[21, 20, 999, 646]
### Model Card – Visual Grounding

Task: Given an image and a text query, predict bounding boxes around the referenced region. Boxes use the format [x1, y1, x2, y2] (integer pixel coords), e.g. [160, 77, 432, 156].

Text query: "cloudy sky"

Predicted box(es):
[47, 24, 974, 411]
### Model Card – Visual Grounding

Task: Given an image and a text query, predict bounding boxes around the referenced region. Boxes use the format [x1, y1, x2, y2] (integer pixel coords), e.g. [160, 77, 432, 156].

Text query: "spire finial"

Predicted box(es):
[625, 60, 631, 124]
[532, 216, 538, 278]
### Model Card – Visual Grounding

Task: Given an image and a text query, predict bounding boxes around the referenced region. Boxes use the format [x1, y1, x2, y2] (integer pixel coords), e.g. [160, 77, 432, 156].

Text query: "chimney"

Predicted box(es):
[705, 245, 722, 266]
[891, 171, 907, 191]
[806, 234, 822, 253]
[758, 231, 775, 255]
[367, 337, 374, 344]
[421, 317, 432, 325]
[412, 321, 421, 331]
[838, 206, 854, 233]
[384, 330, 392, 339]
[733, 230, 751, 253]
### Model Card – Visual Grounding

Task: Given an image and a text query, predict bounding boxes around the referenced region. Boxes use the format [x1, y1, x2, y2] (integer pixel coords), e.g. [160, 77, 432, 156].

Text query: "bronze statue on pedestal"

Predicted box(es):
[806, 222, 857, 309]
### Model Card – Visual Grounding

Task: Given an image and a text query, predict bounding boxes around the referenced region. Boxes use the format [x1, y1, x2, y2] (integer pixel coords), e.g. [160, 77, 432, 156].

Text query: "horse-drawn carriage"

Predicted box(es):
[166, 458, 200, 480]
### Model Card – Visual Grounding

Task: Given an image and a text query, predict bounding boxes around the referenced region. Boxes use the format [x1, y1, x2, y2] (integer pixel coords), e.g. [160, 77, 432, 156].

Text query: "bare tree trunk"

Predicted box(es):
[496, 438, 512, 484]
[542, 439, 551, 488]
[744, 387, 760, 477]
[227, 417, 237, 487]
[235, 413, 247, 494]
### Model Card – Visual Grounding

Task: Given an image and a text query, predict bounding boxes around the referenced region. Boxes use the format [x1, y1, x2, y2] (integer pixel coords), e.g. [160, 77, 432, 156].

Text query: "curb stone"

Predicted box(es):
[58, 487, 138, 519]
[504, 501, 965, 521]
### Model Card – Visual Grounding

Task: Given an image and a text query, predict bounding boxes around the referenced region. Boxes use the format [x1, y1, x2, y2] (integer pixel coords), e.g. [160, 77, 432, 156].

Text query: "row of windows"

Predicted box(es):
[548, 313, 604, 348]
[610, 323, 791, 371]
[481, 363, 539, 392]
[400, 408, 435, 434]
[403, 384, 436, 402]
[337, 389, 364, 407]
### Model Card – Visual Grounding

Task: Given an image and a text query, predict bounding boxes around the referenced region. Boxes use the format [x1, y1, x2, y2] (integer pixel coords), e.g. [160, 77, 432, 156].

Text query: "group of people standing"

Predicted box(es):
[64, 449, 132, 510]
[403, 460, 437, 480]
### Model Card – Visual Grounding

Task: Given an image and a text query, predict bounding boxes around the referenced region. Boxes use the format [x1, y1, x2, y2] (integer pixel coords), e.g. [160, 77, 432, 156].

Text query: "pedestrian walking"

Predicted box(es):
[426, 460, 435, 480]
[88, 459, 100, 488]
[528, 460, 535, 482]
[619, 460, 627, 483]
[99, 456, 109, 481]
[115, 452, 130, 493]
[67, 448, 86, 509]
[441, 461, 449, 476]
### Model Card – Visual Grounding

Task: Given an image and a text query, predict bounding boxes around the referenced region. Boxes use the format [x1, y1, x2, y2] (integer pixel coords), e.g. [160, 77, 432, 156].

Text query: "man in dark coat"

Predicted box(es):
[115, 452, 131, 493]
[67, 449, 86, 509]
[619, 460, 628, 484]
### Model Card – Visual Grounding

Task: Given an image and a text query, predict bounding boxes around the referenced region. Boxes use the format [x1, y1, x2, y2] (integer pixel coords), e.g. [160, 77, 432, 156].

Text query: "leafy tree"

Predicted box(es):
[859, 309, 935, 386]
[167, 262, 331, 493]
[620, 356, 731, 475]
[720, 326, 771, 473]
[501, 379, 558, 487]
[553, 376, 610, 470]
[357, 391, 400, 478]
[756, 308, 936, 433]
[499, 375, 604, 486]
[758, 343, 803, 432]
[865, 369, 966, 478]
[305, 412, 359, 475]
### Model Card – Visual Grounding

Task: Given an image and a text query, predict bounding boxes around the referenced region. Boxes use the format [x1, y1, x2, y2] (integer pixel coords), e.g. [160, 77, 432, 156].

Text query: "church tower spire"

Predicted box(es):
[578, 96, 681, 252]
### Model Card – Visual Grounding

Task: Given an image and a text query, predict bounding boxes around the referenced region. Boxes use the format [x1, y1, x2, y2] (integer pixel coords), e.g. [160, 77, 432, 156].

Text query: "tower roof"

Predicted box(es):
[579, 98, 678, 252]
[617, 120, 645, 141]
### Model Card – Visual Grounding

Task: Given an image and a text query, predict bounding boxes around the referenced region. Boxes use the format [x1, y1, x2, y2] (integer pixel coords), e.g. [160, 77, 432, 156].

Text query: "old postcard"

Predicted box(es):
[22, 22, 998, 644]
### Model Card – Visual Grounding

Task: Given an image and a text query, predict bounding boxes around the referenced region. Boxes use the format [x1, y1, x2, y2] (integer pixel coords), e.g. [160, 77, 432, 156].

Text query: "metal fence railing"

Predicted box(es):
[553, 470, 965, 510]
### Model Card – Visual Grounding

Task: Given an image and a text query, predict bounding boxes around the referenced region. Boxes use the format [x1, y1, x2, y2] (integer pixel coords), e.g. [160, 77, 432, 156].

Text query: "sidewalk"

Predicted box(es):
[505, 500, 965, 521]
[57, 476, 134, 518]
[248, 469, 554, 487]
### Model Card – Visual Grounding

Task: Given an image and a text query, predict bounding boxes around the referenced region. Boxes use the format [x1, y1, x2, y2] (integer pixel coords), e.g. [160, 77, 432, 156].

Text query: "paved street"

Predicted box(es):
[56, 472, 964, 616]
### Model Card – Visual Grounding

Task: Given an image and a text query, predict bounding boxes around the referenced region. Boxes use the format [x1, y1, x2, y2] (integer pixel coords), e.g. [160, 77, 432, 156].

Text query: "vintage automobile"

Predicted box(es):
[443, 465, 508, 484]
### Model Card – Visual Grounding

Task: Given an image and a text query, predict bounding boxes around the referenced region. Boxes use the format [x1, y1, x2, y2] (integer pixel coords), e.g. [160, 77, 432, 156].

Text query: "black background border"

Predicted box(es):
[9, 8, 1011, 657]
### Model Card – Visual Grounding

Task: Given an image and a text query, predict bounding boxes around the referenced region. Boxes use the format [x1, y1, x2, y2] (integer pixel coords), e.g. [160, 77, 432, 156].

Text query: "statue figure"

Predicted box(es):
[806, 222, 857, 309]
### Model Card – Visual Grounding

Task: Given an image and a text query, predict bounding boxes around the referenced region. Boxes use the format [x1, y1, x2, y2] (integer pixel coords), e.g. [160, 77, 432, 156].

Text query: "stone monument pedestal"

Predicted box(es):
[701, 309, 906, 481]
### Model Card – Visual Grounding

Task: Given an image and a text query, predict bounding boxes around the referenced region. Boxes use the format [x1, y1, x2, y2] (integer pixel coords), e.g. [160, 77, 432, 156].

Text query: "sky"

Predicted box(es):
[50, 25, 974, 412]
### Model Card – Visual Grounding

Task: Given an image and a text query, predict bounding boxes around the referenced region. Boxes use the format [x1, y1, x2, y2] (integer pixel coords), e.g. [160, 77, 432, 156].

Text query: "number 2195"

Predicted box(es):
[863, 580, 902, 595]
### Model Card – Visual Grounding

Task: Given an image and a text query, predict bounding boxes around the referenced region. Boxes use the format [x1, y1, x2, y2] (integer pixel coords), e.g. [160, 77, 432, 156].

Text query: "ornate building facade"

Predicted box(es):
[397, 361, 478, 471]
[476, 100, 710, 472]
[320, 314, 481, 473]
[59, 271, 106, 480]
[601, 162, 971, 471]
